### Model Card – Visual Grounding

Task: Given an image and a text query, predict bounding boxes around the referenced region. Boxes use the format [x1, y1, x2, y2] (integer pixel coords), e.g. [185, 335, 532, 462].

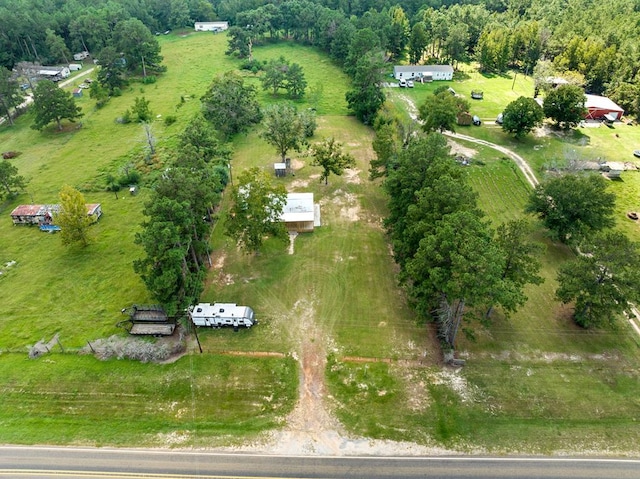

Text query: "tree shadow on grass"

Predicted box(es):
[479, 71, 512, 79]
[453, 71, 471, 81]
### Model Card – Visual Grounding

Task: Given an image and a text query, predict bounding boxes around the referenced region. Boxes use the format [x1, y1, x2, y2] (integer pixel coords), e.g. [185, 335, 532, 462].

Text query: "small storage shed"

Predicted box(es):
[457, 111, 472, 126]
[73, 88, 83, 98]
[393, 65, 453, 81]
[584, 94, 624, 120]
[274, 162, 287, 177]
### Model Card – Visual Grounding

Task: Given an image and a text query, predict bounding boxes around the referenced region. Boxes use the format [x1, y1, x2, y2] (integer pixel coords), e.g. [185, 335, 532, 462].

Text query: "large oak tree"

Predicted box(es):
[31, 80, 83, 131]
[225, 167, 288, 254]
[526, 174, 616, 244]
[201, 71, 262, 140]
[557, 231, 640, 328]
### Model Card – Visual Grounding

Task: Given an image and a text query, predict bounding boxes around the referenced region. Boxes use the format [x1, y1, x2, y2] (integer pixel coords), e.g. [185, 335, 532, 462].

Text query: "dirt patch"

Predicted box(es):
[343, 168, 362, 184]
[448, 140, 477, 158]
[288, 179, 310, 190]
[219, 351, 286, 358]
[291, 159, 305, 170]
[429, 368, 478, 404]
[288, 232, 298, 254]
[210, 252, 234, 285]
[533, 125, 552, 137]
[328, 190, 361, 222]
[213, 253, 226, 270]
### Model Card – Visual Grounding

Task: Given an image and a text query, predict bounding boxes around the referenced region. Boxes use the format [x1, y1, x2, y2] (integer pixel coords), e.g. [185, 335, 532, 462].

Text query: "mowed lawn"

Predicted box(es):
[202, 114, 429, 359]
[346, 83, 640, 452]
[0, 34, 360, 445]
[0, 34, 434, 446]
[2, 31, 640, 452]
[0, 352, 297, 447]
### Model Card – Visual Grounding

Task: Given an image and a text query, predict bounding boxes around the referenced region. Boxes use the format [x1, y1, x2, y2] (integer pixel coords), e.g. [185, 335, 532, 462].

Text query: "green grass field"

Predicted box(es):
[2, 33, 640, 452]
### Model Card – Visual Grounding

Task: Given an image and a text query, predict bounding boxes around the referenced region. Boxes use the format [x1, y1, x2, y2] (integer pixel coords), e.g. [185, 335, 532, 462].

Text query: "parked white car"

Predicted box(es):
[398, 79, 407, 87]
[407, 80, 414, 88]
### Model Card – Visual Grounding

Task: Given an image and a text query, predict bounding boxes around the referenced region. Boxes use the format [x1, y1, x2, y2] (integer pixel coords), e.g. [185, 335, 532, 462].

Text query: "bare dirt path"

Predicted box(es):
[59, 67, 95, 88]
[1, 68, 96, 126]
[397, 94, 539, 188]
[224, 298, 449, 456]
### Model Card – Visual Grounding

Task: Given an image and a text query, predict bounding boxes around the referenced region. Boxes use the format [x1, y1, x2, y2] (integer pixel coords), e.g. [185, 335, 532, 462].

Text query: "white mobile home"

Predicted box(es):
[194, 21, 229, 32]
[73, 51, 89, 61]
[189, 303, 256, 329]
[393, 65, 453, 81]
[38, 66, 71, 81]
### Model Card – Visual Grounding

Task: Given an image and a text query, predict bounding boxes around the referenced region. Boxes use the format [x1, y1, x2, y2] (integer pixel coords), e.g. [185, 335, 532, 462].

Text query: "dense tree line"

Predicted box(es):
[382, 133, 542, 351]
[5, 0, 640, 121]
[133, 114, 230, 315]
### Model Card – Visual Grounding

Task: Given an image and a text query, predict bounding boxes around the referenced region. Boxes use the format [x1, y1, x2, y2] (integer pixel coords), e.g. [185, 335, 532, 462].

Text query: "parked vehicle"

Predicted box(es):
[189, 303, 257, 330]
[407, 80, 414, 88]
[496, 113, 504, 125]
[473, 115, 482, 126]
[398, 79, 407, 87]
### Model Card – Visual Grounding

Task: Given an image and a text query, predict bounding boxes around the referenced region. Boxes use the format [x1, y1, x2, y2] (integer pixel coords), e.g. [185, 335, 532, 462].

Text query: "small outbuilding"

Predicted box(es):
[194, 21, 229, 32]
[279, 193, 321, 233]
[119, 304, 175, 336]
[393, 65, 453, 81]
[10, 203, 102, 225]
[73, 51, 89, 61]
[274, 162, 287, 177]
[584, 94, 624, 121]
[457, 111, 472, 126]
[72, 88, 83, 98]
[38, 66, 70, 81]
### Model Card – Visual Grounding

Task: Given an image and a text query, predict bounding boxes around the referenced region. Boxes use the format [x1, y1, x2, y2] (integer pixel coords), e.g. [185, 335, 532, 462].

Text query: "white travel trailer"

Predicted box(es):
[189, 303, 256, 329]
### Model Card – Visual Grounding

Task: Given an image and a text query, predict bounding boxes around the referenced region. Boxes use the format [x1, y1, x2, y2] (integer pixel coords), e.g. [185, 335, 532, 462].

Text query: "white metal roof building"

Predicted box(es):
[279, 193, 320, 232]
[194, 21, 229, 31]
[393, 65, 453, 81]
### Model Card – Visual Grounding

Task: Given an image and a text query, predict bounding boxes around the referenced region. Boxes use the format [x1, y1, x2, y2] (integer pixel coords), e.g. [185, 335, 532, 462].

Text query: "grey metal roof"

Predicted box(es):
[393, 65, 453, 73]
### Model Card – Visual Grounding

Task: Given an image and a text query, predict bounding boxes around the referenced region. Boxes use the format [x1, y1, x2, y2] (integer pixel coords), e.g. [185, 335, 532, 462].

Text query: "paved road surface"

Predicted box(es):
[1, 446, 640, 478]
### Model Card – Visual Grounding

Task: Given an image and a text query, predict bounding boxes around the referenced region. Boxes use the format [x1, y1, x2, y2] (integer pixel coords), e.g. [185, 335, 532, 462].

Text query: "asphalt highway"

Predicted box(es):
[1, 447, 640, 478]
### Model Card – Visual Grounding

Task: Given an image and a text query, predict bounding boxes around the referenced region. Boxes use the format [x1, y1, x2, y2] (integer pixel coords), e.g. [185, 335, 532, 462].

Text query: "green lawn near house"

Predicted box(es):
[1, 33, 640, 453]
[0, 353, 297, 446]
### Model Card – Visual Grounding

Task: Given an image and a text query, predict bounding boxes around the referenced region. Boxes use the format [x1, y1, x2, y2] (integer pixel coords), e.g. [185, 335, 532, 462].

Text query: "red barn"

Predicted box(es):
[585, 94, 624, 121]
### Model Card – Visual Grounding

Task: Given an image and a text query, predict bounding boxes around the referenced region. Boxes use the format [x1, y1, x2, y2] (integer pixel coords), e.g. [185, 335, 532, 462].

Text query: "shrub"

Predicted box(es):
[118, 169, 141, 186]
[143, 75, 157, 84]
[240, 58, 263, 72]
[164, 115, 177, 126]
[116, 109, 132, 124]
[212, 163, 230, 189]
